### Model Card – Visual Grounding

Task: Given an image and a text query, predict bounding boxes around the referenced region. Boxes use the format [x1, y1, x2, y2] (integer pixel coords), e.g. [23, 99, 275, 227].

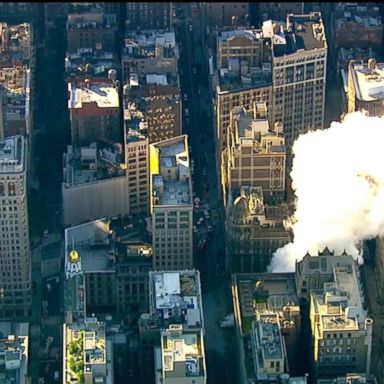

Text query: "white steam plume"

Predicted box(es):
[270, 112, 384, 272]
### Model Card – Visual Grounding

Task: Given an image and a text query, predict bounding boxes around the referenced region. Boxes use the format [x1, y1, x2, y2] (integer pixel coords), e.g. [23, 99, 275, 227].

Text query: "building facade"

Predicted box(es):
[125, 3, 174, 30]
[226, 186, 292, 273]
[309, 259, 373, 380]
[66, 11, 118, 53]
[0, 136, 31, 319]
[68, 79, 121, 145]
[224, 103, 286, 204]
[150, 135, 193, 271]
[268, 13, 327, 148]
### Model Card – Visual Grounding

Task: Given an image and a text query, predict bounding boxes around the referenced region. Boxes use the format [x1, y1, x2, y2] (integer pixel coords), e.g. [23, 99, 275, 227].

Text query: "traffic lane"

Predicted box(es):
[42, 274, 61, 316]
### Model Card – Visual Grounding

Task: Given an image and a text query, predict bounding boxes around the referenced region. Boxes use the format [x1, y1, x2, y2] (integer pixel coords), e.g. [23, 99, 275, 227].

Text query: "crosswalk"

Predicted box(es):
[40, 346, 60, 358]
[42, 316, 62, 326]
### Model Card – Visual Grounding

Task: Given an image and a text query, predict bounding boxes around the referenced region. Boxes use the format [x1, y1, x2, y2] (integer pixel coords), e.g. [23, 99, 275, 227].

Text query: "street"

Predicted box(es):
[176, 5, 237, 383]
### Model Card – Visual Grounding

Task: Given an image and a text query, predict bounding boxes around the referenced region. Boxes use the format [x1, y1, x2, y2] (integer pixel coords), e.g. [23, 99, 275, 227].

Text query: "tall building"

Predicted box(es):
[125, 79, 182, 144]
[0, 136, 31, 319]
[347, 59, 384, 117]
[232, 273, 305, 383]
[156, 324, 207, 384]
[0, 322, 29, 383]
[139, 270, 205, 384]
[214, 28, 273, 197]
[122, 29, 179, 82]
[125, 3, 174, 30]
[267, 13, 327, 148]
[309, 256, 373, 380]
[62, 140, 128, 227]
[66, 11, 118, 53]
[63, 320, 114, 384]
[124, 98, 150, 215]
[223, 103, 286, 204]
[65, 217, 152, 316]
[68, 79, 121, 145]
[226, 186, 292, 273]
[150, 135, 193, 271]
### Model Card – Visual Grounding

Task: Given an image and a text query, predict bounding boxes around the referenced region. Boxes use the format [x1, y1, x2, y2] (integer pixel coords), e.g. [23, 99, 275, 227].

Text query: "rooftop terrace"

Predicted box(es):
[0, 135, 25, 173]
[151, 136, 192, 206]
[150, 270, 203, 330]
[63, 141, 125, 187]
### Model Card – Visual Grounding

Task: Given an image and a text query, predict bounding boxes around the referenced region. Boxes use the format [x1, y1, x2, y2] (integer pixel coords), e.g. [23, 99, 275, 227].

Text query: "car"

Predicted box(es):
[197, 217, 204, 225]
[193, 225, 198, 233]
[193, 67, 197, 75]
[46, 283, 52, 292]
[183, 94, 188, 101]
[184, 108, 189, 117]
[203, 210, 211, 219]
[207, 225, 213, 232]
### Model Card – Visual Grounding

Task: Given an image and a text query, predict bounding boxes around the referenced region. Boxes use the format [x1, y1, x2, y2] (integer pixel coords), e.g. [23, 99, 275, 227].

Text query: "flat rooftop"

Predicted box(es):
[151, 136, 192, 206]
[161, 326, 205, 379]
[254, 314, 283, 361]
[63, 141, 125, 187]
[218, 28, 262, 44]
[0, 135, 25, 173]
[67, 12, 117, 29]
[123, 30, 176, 53]
[266, 13, 326, 57]
[150, 270, 203, 329]
[68, 81, 119, 109]
[350, 62, 384, 101]
[124, 101, 148, 143]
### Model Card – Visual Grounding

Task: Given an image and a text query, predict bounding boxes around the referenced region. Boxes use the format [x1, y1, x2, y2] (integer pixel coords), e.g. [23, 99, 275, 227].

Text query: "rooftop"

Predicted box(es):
[123, 29, 177, 58]
[63, 141, 125, 187]
[253, 313, 284, 362]
[149, 270, 203, 330]
[0, 23, 31, 67]
[67, 12, 117, 30]
[160, 325, 205, 379]
[124, 100, 148, 143]
[318, 373, 378, 384]
[350, 61, 384, 101]
[68, 81, 119, 109]
[65, 49, 120, 79]
[0, 322, 29, 384]
[64, 319, 111, 384]
[262, 13, 326, 58]
[151, 135, 192, 206]
[311, 262, 367, 332]
[64, 217, 152, 276]
[0, 135, 25, 173]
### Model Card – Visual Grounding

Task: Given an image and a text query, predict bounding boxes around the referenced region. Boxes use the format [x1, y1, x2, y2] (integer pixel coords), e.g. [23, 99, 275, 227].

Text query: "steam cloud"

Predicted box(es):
[270, 112, 384, 272]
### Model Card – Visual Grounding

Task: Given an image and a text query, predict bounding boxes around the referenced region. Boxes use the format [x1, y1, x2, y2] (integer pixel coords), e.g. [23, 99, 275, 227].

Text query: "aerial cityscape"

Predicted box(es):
[1, 2, 384, 384]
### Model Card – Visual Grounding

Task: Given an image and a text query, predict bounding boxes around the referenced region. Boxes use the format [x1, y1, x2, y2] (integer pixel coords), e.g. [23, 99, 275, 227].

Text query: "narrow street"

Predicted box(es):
[176, 5, 237, 383]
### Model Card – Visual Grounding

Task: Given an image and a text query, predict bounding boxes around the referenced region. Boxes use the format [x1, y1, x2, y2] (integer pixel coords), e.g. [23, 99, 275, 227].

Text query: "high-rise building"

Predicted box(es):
[66, 11, 118, 53]
[214, 27, 273, 198]
[62, 140, 128, 227]
[65, 217, 152, 316]
[232, 273, 304, 383]
[68, 79, 121, 145]
[226, 186, 292, 273]
[0, 136, 31, 319]
[149, 135, 193, 271]
[266, 13, 327, 148]
[347, 59, 384, 117]
[309, 256, 373, 380]
[125, 3, 174, 30]
[223, 103, 286, 204]
[139, 270, 205, 384]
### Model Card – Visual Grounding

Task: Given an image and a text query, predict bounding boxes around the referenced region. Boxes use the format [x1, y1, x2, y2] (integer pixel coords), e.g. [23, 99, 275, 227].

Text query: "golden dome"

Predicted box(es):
[68, 250, 80, 263]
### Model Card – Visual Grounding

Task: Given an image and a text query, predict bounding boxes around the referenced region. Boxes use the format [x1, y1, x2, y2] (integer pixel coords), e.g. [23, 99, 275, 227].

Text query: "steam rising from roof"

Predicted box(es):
[270, 112, 384, 272]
